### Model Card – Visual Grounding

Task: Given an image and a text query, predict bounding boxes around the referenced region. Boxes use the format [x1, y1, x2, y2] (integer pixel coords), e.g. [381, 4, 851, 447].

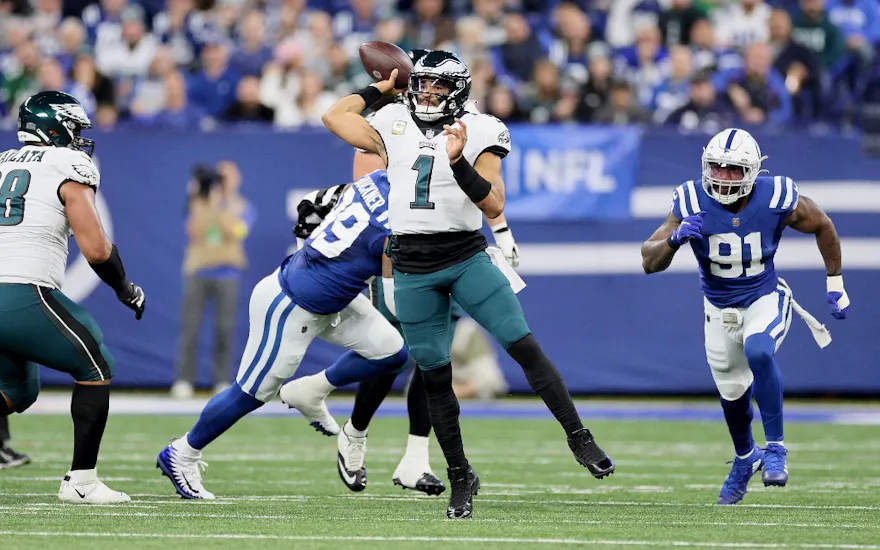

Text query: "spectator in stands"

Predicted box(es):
[791, 0, 846, 69]
[689, 17, 744, 75]
[605, 0, 662, 48]
[650, 44, 693, 123]
[468, 55, 495, 109]
[37, 57, 68, 96]
[658, 0, 706, 48]
[717, 41, 793, 125]
[333, 0, 380, 56]
[713, 0, 772, 50]
[230, 10, 272, 77]
[495, 13, 544, 84]
[405, 0, 456, 49]
[187, 39, 241, 119]
[448, 16, 488, 67]
[659, 0, 706, 47]
[825, 0, 876, 104]
[485, 84, 527, 121]
[665, 70, 736, 132]
[141, 70, 205, 129]
[593, 80, 652, 125]
[471, 0, 506, 48]
[55, 17, 87, 74]
[294, 10, 337, 64]
[324, 43, 360, 96]
[2, 40, 40, 115]
[521, 59, 576, 123]
[174, 161, 253, 399]
[374, 15, 414, 54]
[71, 53, 116, 114]
[152, 0, 213, 68]
[273, 69, 336, 128]
[615, 25, 669, 108]
[574, 43, 614, 122]
[548, 2, 594, 85]
[32, 0, 63, 56]
[769, 8, 823, 119]
[0, 0, 31, 16]
[95, 4, 157, 79]
[82, 0, 129, 46]
[129, 46, 177, 119]
[223, 75, 275, 123]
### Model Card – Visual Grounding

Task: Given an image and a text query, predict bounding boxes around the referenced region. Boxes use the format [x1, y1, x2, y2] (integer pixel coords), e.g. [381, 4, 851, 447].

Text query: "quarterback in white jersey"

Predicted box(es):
[0, 91, 145, 504]
[323, 50, 613, 519]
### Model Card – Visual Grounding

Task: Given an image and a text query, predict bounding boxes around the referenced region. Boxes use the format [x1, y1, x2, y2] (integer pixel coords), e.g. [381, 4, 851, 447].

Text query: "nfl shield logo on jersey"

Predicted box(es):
[732, 218, 740, 227]
[425, 129, 435, 138]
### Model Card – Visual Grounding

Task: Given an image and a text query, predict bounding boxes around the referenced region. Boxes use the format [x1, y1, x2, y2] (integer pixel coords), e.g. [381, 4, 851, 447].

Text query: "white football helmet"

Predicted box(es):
[701, 128, 768, 205]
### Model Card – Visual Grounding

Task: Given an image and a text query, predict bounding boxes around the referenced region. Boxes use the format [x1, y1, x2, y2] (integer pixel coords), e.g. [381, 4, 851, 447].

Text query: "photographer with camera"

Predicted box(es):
[172, 161, 255, 399]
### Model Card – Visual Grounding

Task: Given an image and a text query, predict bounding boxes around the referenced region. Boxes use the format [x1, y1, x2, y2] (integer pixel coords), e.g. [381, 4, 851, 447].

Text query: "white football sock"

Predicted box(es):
[766, 441, 784, 448]
[737, 448, 755, 460]
[175, 433, 201, 456]
[344, 421, 367, 438]
[403, 434, 430, 462]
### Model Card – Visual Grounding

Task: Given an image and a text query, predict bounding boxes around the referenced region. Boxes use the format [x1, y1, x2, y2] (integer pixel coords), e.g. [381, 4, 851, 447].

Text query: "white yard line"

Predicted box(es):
[0, 531, 877, 548]
[0, 509, 872, 529]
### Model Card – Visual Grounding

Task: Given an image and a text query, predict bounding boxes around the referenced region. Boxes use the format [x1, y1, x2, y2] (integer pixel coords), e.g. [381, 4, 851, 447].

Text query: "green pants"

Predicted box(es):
[393, 251, 530, 370]
[0, 284, 115, 413]
[371, 278, 463, 347]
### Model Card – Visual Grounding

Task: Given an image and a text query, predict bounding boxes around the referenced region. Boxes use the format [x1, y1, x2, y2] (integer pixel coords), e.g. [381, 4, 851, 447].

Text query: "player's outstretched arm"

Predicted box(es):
[785, 195, 841, 276]
[785, 194, 849, 319]
[322, 70, 402, 166]
[641, 212, 684, 274]
[353, 150, 386, 181]
[62, 181, 146, 320]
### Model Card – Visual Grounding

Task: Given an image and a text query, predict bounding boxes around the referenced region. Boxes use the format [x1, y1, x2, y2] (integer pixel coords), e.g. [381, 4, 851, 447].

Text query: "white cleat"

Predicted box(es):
[392, 456, 446, 496]
[279, 373, 340, 436]
[58, 469, 131, 504]
[337, 421, 367, 492]
[156, 441, 216, 500]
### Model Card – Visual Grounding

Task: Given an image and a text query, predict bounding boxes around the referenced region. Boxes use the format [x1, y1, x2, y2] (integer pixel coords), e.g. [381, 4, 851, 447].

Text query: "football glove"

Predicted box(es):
[382, 277, 396, 316]
[492, 222, 520, 269]
[668, 211, 705, 249]
[117, 282, 146, 320]
[826, 275, 849, 320]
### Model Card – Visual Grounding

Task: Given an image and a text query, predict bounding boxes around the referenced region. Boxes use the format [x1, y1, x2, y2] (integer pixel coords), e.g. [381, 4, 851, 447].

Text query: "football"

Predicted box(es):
[358, 41, 413, 90]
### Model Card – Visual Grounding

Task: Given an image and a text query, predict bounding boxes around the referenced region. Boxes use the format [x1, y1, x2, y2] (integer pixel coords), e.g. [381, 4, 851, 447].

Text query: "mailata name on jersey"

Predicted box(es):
[279, 170, 392, 315]
[672, 175, 799, 309]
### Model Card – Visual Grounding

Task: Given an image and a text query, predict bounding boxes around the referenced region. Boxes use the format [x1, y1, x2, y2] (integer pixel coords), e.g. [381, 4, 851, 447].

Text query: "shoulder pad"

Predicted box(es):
[767, 175, 798, 213]
[52, 148, 100, 189]
[671, 180, 703, 220]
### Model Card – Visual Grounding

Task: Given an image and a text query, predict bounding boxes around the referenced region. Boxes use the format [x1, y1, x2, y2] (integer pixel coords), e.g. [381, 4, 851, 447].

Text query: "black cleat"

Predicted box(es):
[393, 472, 446, 496]
[337, 452, 367, 492]
[0, 445, 31, 469]
[446, 465, 480, 519]
[567, 428, 614, 478]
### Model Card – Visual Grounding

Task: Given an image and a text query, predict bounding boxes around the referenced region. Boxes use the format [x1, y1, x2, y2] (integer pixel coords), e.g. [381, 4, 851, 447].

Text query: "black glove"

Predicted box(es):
[117, 282, 146, 320]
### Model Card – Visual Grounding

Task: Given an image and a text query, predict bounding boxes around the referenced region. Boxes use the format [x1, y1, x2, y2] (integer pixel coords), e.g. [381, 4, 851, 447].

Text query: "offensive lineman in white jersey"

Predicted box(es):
[323, 51, 613, 519]
[0, 91, 145, 503]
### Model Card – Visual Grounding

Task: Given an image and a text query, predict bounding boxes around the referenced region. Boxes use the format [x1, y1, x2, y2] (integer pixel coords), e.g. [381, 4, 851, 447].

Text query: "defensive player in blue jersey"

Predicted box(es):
[641, 128, 850, 505]
[156, 170, 410, 499]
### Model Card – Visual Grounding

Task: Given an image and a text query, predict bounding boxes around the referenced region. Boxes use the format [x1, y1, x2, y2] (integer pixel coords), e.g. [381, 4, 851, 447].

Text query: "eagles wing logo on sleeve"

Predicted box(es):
[498, 130, 510, 145]
[71, 163, 98, 185]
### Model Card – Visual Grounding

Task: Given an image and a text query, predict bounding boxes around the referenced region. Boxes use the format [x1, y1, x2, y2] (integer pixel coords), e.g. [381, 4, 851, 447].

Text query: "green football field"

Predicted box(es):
[2, 399, 879, 550]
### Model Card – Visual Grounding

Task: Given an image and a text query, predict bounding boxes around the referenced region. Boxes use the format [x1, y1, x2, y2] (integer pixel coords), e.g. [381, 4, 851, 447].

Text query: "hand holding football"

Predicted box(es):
[359, 41, 412, 91]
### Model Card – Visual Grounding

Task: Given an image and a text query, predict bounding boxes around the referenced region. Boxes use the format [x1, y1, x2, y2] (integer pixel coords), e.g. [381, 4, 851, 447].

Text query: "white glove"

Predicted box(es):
[492, 222, 520, 269]
[382, 277, 396, 316]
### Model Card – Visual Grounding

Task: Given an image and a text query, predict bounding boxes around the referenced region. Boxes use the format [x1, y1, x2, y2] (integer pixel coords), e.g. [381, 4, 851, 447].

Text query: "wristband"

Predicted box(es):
[354, 86, 383, 109]
[450, 156, 492, 204]
[666, 235, 681, 251]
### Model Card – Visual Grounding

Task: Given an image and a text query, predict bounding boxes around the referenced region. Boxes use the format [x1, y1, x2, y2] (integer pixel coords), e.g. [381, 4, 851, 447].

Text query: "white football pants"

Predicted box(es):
[703, 281, 793, 401]
[236, 270, 404, 402]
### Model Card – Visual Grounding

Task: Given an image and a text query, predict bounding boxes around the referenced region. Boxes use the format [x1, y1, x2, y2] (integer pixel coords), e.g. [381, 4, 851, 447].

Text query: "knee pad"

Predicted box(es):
[707, 359, 754, 402]
[717, 380, 752, 401]
[744, 334, 776, 372]
[410, 342, 451, 371]
[369, 345, 410, 376]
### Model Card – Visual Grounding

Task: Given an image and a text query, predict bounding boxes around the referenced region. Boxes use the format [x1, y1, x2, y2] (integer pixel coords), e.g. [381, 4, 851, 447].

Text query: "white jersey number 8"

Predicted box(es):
[310, 190, 371, 258]
[708, 232, 765, 279]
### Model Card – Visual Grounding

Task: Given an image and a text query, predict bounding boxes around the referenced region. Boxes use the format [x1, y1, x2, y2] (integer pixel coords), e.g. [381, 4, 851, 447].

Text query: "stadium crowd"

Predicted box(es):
[1, 0, 878, 132]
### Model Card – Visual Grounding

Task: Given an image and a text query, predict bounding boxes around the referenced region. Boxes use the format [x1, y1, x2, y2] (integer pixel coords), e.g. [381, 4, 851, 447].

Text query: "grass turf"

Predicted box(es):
[1, 406, 879, 549]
